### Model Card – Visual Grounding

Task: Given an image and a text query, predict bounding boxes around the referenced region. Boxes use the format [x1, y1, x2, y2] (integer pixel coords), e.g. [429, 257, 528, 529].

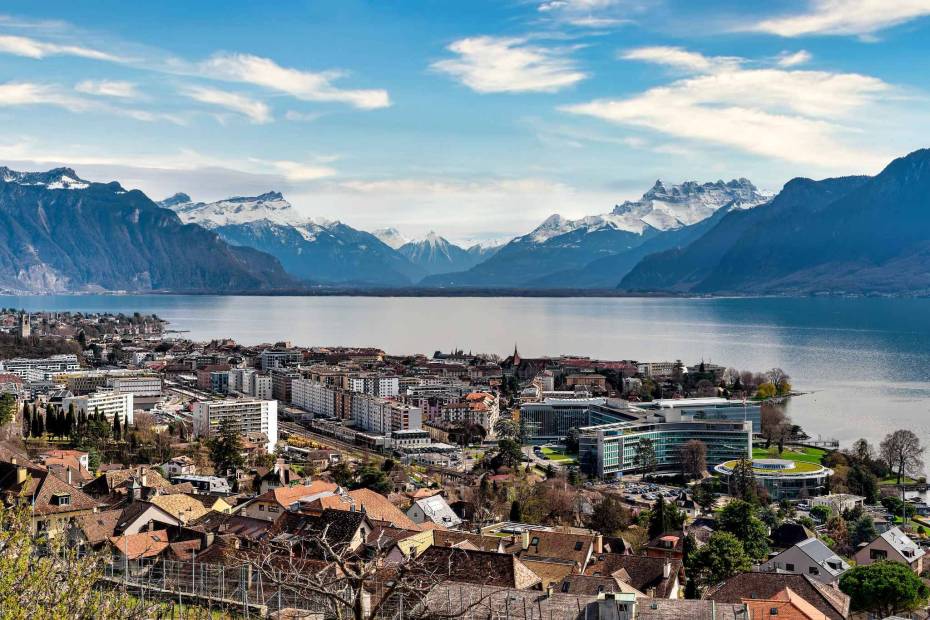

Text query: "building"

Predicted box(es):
[704, 572, 850, 620]
[810, 494, 865, 515]
[210, 371, 230, 394]
[760, 538, 850, 584]
[270, 368, 302, 402]
[292, 378, 338, 416]
[388, 429, 432, 451]
[61, 390, 134, 425]
[346, 374, 400, 398]
[0, 460, 98, 539]
[0, 354, 80, 381]
[714, 459, 833, 500]
[107, 374, 163, 399]
[192, 399, 278, 453]
[640, 398, 762, 433]
[520, 398, 611, 441]
[352, 393, 422, 435]
[579, 419, 752, 478]
[853, 527, 925, 573]
[260, 349, 302, 371]
[253, 374, 273, 399]
[407, 494, 462, 529]
[161, 455, 196, 477]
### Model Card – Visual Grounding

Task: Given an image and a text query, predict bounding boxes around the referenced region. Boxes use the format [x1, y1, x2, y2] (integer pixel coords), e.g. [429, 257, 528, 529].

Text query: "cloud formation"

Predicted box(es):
[184, 85, 271, 124]
[200, 53, 390, 109]
[563, 47, 891, 168]
[0, 33, 120, 61]
[75, 79, 139, 98]
[754, 0, 930, 37]
[432, 36, 587, 93]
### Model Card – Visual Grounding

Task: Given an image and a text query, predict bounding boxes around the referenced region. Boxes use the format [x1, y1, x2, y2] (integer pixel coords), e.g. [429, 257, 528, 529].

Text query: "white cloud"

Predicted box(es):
[75, 79, 139, 98]
[563, 47, 893, 169]
[620, 46, 731, 72]
[0, 33, 120, 61]
[200, 53, 389, 110]
[0, 81, 184, 124]
[431, 36, 587, 94]
[184, 85, 271, 124]
[284, 110, 323, 122]
[776, 50, 812, 67]
[753, 0, 930, 37]
[537, 0, 634, 27]
[257, 159, 337, 181]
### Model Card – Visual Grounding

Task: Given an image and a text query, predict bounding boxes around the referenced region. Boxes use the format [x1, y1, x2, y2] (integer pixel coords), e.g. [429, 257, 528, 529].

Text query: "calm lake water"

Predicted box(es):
[4, 294, 930, 452]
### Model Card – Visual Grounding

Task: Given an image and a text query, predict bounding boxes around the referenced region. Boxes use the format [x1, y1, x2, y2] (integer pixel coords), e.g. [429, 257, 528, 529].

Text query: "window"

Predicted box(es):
[268, 505, 279, 513]
[870, 549, 887, 560]
[561, 582, 570, 593]
[770, 608, 778, 616]
[259, 505, 265, 511]
[785, 563, 795, 571]
[575, 541, 584, 551]
[808, 566, 819, 575]
[531, 537, 539, 547]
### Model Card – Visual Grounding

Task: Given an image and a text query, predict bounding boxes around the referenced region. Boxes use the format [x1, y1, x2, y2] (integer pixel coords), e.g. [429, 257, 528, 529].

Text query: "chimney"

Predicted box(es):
[16, 466, 28, 485]
[521, 530, 530, 550]
[545, 583, 555, 598]
[67, 467, 72, 486]
[140, 472, 148, 487]
[595, 534, 604, 554]
[663, 560, 671, 579]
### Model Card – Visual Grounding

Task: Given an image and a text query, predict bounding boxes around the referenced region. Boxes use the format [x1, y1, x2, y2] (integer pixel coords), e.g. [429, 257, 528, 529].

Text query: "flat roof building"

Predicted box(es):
[192, 399, 278, 454]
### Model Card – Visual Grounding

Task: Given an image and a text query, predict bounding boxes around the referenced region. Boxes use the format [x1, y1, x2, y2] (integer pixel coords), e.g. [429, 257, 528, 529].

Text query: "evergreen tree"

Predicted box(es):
[22, 403, 31, 438]
[509, 500, 523, 522]
[36, 412, 44, 436]
[208, 418, 245, 476]
[112, 413, 121, 441]
[65, 408, 75, 438]
[0, 393, 17, 427]
[649, 495, 685, 538]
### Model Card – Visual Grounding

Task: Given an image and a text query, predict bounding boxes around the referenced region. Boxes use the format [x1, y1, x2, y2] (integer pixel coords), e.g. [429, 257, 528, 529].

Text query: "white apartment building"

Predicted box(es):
[229, 368, 273, 400]
[62, 390, 134, 425]
[347, 375, 399, 398]
[192, 399, 278, 453]
[351, 393, 421, 435]
[292, 379, 336, 417]
[0, 354, 80, 381]
[107, 375, 163, 399]
[254, 375, 273, 400]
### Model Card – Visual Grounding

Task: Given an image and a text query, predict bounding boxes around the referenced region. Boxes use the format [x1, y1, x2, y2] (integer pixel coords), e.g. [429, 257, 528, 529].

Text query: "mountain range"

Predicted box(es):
[0, 168, 294, 293]
[4, 148, 930, 295]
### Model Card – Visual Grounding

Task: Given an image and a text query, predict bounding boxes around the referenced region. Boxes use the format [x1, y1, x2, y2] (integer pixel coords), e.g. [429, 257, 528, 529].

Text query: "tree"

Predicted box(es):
[760, 403, 792, 451]
[21, 402, 31, 438]
[692, 481, 717, 514]
[728, 458, 757, 502]
[765, 368, 791, 395]
[850, 515, 878, 547]
[826, 515, 849, 551]
[678, 440, 707, 479]
[491, 438, 522, 470]
[810, 505, 831, 523]
[112, 412, 122, 441]
[586, 494, 631, 536]
[756, 382, 777, 400]
[648, 496, 685, 538]
[492, 418, 521, 441]
[691, 532, 752, 591]
[0, 393, 16, 427]
[509, 500, 522, 522]
[353, 465, 392, 495]
[634, 437, 658, 478]
[880, 430, 925, 485]
[718, 500, 769, 561]
[564, 428, 580, 454]
[208, 418, 245, 476]
[840, 561, 930, 617]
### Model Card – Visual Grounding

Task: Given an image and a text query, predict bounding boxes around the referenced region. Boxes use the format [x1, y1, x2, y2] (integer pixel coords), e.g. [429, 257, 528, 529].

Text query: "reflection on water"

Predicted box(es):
[4, 294, 930, 450]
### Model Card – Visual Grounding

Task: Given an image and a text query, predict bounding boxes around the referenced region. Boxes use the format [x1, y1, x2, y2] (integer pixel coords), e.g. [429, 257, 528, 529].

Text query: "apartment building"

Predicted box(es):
[0, 354, 80, 381]
[346, 374, 399, 398]
[271, 368, 302, 402]
[351, 393, 422, 435]
[192, 399, 278, 453]
[260, 349, 302, 371]
[61, 390, 134, 425]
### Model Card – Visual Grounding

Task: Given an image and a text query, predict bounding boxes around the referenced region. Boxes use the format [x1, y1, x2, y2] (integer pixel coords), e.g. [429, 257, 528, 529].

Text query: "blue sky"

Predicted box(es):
[0, 0, 928, 243]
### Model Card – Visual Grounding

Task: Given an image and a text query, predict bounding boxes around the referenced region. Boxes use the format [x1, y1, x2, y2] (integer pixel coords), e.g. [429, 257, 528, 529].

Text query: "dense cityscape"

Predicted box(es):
[0, 308, 927, 618]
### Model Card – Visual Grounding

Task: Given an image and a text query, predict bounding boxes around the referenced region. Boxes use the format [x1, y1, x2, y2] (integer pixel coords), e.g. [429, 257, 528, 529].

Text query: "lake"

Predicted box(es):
[3, 294, 930, 453]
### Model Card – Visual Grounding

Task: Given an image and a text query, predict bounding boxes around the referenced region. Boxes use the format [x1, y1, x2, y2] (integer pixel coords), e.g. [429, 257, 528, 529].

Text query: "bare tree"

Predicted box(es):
[679, 440, 707, 480]
[880, 430, 925, 485]
[760, 403, 792, 452]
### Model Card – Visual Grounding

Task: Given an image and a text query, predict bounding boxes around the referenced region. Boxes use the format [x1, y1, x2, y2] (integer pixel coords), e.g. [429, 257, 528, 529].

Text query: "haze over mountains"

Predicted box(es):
[3, 148, 930, 295]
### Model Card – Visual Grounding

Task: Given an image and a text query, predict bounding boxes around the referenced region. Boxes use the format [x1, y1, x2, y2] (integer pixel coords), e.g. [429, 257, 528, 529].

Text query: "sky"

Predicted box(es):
[0, 0, 928, 244]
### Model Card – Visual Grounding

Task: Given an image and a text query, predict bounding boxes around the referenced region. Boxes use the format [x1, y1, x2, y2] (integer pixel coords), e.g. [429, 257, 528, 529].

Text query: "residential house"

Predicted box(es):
[240, 480, 339, 522]
[161, 456, 197, 477]
[761, 538, 850, 584]
[771, 522, 817, 550]
[743, 587, 830, 620]
[147, 493, 212, 525]
[853, 526, 925, 573]
[583, 554, 683, 599]
[411, 546, 541, 589]
[501, 529, 603, 575]
[406, 494, 462, 529]
[308, 488, 421, 530]
[0, 459, 98, 538]
[704, 572, 851, 620]
[108, 529, 171, 561]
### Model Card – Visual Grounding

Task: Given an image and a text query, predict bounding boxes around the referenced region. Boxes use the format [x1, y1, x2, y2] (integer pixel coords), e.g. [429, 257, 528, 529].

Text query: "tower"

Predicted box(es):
[18, 313, 30, 338]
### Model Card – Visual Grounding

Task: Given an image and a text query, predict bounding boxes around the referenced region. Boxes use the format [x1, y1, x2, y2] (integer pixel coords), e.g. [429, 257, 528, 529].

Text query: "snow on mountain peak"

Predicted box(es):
[0, 166, 91, 190]
[524, 178, 768, 244]
[372, 227, 409, 249]
[161, 190, 312, 228]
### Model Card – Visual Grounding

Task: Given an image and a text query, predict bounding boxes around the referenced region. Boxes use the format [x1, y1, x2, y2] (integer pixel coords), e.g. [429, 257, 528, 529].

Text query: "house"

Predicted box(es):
[743, 587, 830, 620]
[704, 572, 850, 620]
[0, 459, 98, 538]
[644, 533, 685, 560]
[39, 449, 90, 471]
[761, 538, 850, 584]
[557, 574, 642, 596]
[853, 526, 925, 573]
[147, 493, 212, 524]
[411, 546, 541, 589]
[108, 529, 171, 561]
[771, 522, 817, 550]
[501, 529, 603, 574]
[161, 455, 197, 477]
[811, 494, 865, 515]
[366, 525, 434, 563]
[275, 509, 373, 557]
[432, 529, 504, 552]
[240, 480, 339, 522]
[308, 488, 421, 530]
[583, 554, 683, 599]
[521, 556, 578, 589]
[254, 458, 306, 494]
[70, 509, 123, 549]
[406, 494, 462, 529]
[113, 501, 181, 535]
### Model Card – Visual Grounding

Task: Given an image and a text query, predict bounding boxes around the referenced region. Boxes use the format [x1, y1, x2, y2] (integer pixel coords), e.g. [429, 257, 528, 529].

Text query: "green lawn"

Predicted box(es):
[880, 476, 919, 486]
[541, 447, 577, 464]
[753, 446, 826, 464]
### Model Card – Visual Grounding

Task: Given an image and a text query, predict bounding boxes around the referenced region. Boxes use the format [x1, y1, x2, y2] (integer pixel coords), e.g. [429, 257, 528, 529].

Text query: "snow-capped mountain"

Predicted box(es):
[160, 192, 425, 286]
[529, 178, 766, 242]
[0, 166, 91, 190]
[396, 231, 501, 276]
[372, 227, 409, 250]
[421, 178, 767, 289]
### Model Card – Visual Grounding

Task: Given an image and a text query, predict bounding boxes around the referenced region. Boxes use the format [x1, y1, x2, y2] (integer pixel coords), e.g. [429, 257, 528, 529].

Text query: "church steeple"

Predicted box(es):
[512, 343, 521, 366]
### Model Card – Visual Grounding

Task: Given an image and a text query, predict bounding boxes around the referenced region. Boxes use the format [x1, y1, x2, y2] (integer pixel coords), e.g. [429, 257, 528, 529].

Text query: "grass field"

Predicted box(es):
[753, 445, 826, 464]
[541, 447, 577, 464]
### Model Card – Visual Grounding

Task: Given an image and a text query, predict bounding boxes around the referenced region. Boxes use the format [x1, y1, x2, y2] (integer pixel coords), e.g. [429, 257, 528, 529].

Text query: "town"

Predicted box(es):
[0, 308, 927, 619]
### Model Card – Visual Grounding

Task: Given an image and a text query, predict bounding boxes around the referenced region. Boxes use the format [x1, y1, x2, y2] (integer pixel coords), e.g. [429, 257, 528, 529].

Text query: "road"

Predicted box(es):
[522, 445, 564, 472]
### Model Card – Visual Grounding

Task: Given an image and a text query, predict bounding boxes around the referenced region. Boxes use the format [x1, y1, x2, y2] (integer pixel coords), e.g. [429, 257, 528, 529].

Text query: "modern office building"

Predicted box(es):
[61, 390, 134, 425]
[260, 349, 303, 371]
[714, 458, 833, 500]
[639, 398, 762, 433]
[0, 354, 80, 381]
[578, 419, 752, 478]
[192, 399, 278, 453]
[518, 397, 642, 442]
